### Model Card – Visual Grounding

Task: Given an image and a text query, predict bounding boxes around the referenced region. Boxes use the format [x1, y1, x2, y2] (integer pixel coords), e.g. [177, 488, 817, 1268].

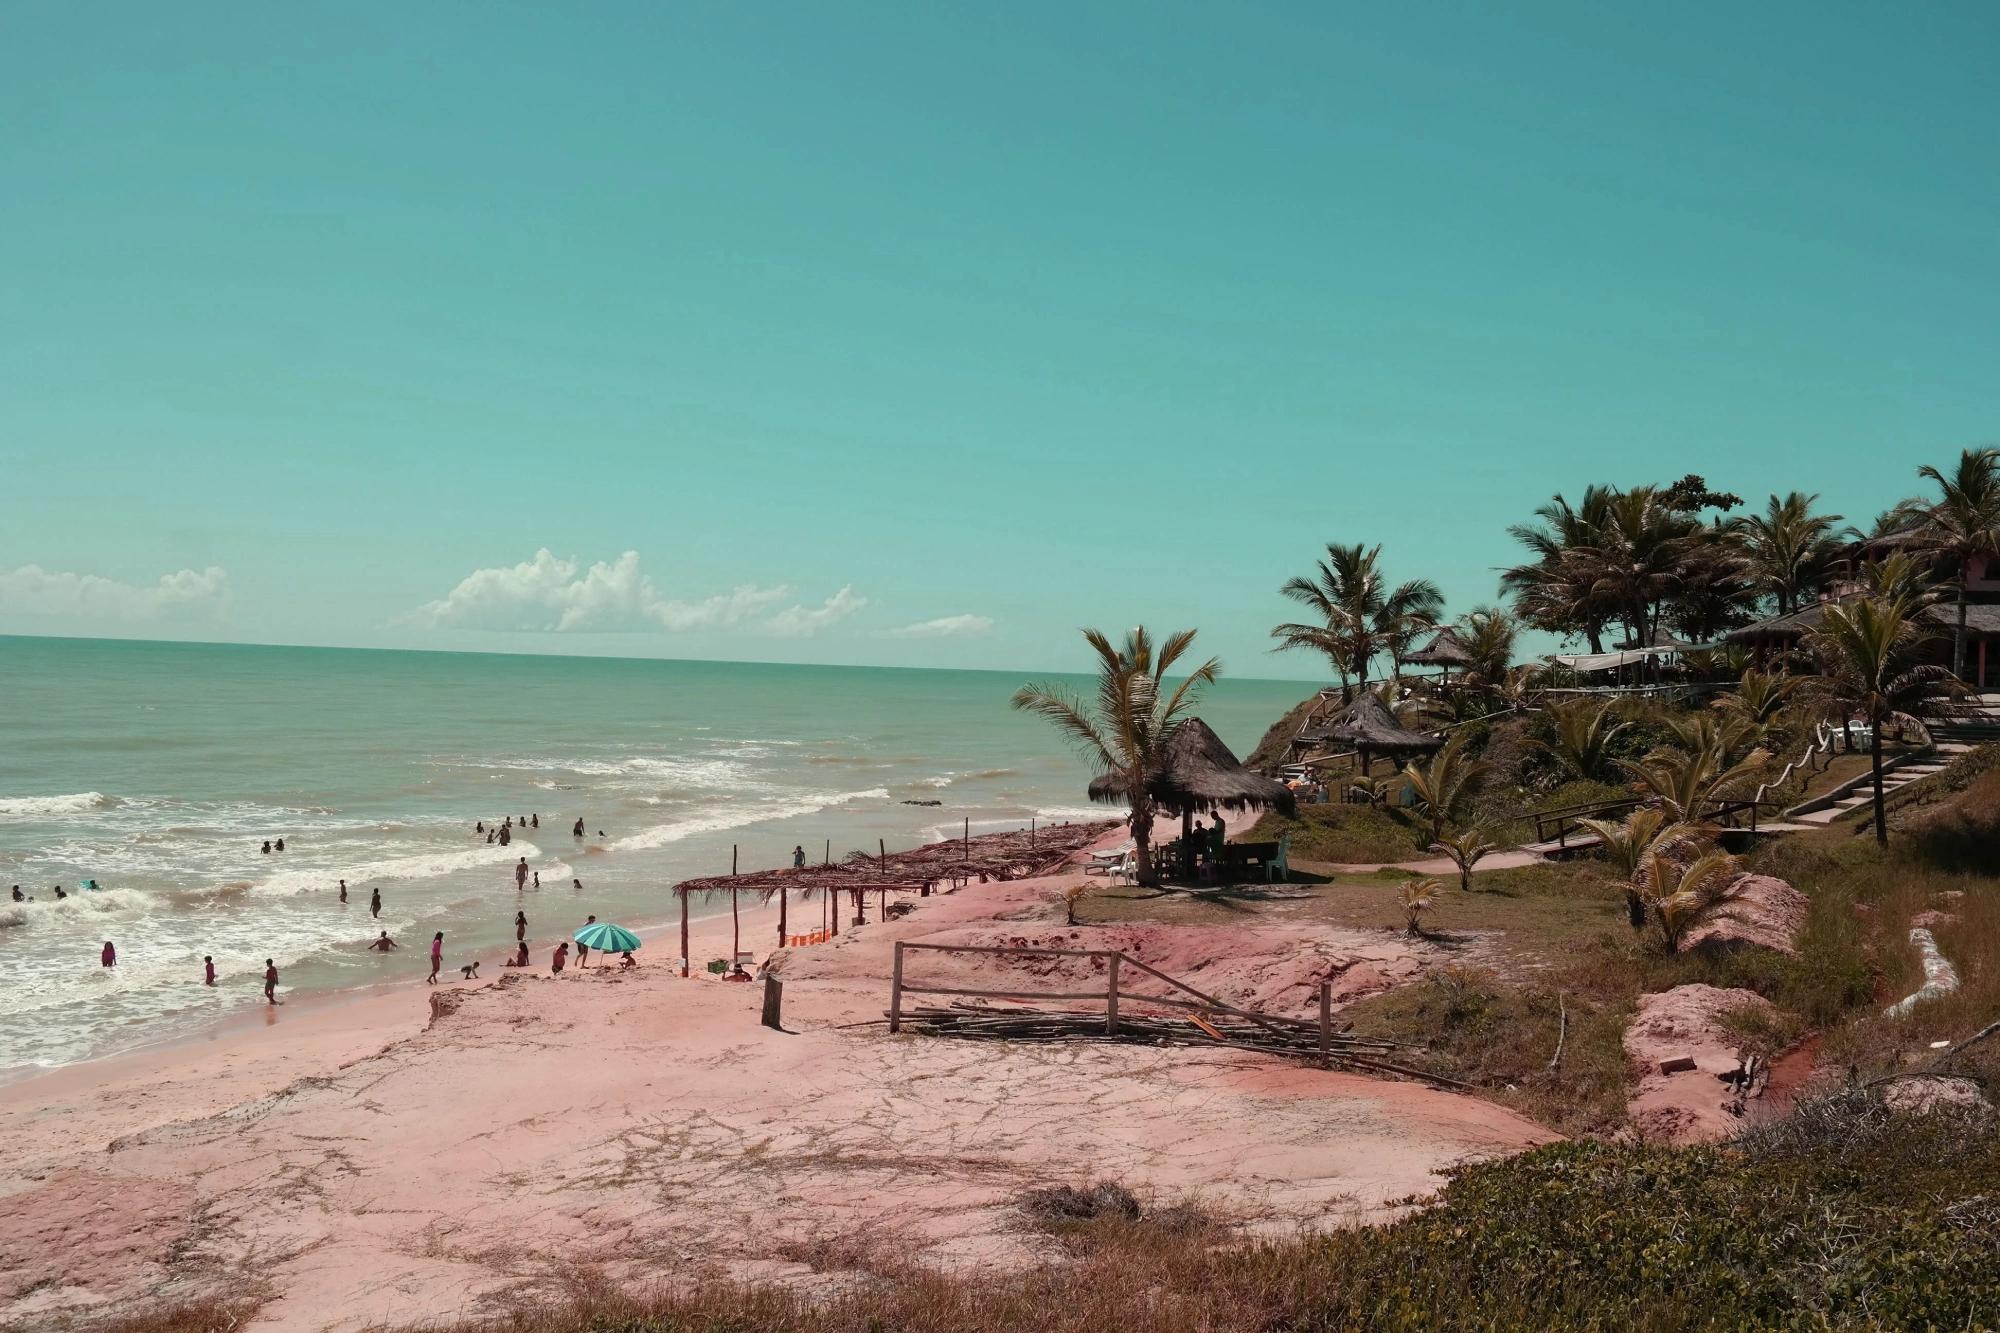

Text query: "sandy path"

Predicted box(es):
[0, 861, 1552, 1332]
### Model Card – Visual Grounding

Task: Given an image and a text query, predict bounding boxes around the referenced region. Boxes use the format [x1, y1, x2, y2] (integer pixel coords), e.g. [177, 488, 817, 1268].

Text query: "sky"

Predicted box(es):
[3, 2, 1996, 679]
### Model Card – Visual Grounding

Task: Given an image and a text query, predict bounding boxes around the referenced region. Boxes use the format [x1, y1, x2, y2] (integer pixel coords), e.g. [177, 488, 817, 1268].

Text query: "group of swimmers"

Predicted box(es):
[259, 838, 287, 853]
[13, 882, 94, 902]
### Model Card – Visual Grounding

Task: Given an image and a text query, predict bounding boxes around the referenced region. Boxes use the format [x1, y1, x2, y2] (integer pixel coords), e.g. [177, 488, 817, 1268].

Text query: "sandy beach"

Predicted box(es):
[0, 835, 1552, 1332]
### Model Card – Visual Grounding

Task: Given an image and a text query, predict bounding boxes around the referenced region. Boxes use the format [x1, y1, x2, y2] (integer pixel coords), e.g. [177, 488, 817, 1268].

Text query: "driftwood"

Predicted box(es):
[874, 1002, 1465, 1089]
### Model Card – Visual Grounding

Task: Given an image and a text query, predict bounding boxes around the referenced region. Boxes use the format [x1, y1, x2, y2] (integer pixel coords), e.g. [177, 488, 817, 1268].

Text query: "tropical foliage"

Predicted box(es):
[1402, 734, 1493, 845]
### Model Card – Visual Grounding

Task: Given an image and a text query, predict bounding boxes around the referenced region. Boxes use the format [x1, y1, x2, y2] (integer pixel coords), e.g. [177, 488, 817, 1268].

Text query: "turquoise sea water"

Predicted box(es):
[0, 636, 1307, 1073]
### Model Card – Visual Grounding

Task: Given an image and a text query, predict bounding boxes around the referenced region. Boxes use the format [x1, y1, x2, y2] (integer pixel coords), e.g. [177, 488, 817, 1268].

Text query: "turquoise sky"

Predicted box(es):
[4, 2, 1995, 678]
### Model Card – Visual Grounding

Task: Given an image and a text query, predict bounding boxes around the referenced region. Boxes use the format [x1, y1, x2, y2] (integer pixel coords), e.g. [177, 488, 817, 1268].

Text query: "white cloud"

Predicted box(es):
[0, 564, 228, 620]
[409, 550, 859, 637]
[765, 585, 867, 638]
[885, 614, 993, 639]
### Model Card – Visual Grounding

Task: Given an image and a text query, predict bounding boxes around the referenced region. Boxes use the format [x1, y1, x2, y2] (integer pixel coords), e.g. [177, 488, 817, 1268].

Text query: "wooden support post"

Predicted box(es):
[889, 943, 905, 1033]
[732, 844, 738, 875]
[879, 838, 887, 865]
[1319, 981, 1332, 1069]
[1106, 952, 1121, 1035]
[731, 887, 740, 968]
[963, 816, 969, 858]
[1030, 817, 1036, 848]
[854, 887, 866, 926]
[824, 838, 830, 865]
[679, 892, 690, 978]
[778, 887, 787, 946]
[761, 977, 784, 1030]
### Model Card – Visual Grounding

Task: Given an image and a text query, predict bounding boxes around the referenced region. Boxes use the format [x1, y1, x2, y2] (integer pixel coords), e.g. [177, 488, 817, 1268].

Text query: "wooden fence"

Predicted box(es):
[887, 941, 1440, 1081]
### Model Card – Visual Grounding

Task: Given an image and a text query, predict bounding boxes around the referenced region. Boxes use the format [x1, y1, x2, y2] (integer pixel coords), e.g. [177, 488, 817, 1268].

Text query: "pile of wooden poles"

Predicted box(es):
[881, 1001, 1463, 1088]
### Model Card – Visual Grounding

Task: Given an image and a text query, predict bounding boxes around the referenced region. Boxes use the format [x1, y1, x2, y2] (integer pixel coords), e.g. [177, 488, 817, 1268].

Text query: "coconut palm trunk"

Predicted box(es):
[1868, 710, 1887, 848]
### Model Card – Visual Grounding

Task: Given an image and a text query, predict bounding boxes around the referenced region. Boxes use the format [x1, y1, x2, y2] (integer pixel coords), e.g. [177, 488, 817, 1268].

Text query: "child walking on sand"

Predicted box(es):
[264, 959, 279, 1004]
[428, 932, 443, 984]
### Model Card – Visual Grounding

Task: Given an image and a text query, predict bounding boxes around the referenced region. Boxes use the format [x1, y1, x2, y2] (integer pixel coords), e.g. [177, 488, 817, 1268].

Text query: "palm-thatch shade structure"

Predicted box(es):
[1403, 627, 1477, 672]
[1087, 717, 1296, 868]
[668, 821, 1118, 976]
[1297, 692, 1445, 773]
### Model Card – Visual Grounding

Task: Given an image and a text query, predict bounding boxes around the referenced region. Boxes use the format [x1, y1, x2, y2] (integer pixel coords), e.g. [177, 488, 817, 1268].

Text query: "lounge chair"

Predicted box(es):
[1109, 852, 1137, 885]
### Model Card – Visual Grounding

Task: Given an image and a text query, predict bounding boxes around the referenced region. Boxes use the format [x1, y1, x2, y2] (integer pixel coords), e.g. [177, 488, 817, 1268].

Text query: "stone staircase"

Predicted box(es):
[1794, 756, 1952, 825]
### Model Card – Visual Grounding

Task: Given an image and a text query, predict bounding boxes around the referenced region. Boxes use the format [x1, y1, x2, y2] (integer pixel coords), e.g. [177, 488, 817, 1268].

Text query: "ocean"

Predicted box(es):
[0, 636, 1307, 1074]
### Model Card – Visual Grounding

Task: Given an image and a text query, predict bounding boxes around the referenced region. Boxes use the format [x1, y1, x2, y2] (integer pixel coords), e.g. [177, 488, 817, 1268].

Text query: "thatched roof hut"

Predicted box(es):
[1087, 717, 1296, 816]
[1403, 627, 1477, 670]
[1298, 692, 1444, 773]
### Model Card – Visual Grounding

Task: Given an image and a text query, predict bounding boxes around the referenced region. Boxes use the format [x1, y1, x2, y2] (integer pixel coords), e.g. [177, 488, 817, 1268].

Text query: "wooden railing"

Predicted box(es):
[1530, 794, 1768, 849]
[1754, 721, 1841, 807]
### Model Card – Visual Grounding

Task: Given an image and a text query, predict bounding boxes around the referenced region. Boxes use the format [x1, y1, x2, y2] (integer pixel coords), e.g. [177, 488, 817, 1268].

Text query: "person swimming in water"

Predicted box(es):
[369, 931, 398, 951]
[10, 885, 22, 902]
[573, 818, 584, 838]
[274, 837, 286, 852]
[261, 841, 271, 854]
[53, 886, 67, 901]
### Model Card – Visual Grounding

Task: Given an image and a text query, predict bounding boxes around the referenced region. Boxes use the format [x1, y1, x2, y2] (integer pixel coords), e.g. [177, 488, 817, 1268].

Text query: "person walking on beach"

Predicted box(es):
[427, 932, 444, 984]
[515, 910, 527, 943]
[515, 857, 528, 891]
[577, 915, 596, 968]
[793, 845, 806, 869]
[338, 879, 348, 904]
[370, 931, 398, 951]
[101, 940, 116, 968]
[551, 941, 568, 974]
[264, 959, 279, 1004]
[204, 955, 216, 986]
[370, 886, 382, 919]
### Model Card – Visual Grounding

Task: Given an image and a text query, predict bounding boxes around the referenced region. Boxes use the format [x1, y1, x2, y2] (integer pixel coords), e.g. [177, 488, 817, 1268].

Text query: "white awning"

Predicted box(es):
[1549, 646, 1681, 673]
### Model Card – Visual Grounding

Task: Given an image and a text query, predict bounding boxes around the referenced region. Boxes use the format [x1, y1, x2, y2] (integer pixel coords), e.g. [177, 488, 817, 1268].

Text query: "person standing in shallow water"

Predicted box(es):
[370, 887, 382, 919]
[338, 879, 348, 904]
[204, 955, 216, 986]
[514, 857, 528, 891]
[793, 845, 806, 869]
[515, 910, 527, 943]
[427, 932, 443, 984]
[264, 959, 279, 1004]
[101, 940, 116, 968]
[573, 818, 584, 838]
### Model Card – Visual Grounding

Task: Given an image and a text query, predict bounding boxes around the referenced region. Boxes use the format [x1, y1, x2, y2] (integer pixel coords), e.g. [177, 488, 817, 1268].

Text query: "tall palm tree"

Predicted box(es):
[1571, 486, 1696, 659]
[1914, 447, 2000, 681]
[1502, 486, 1617, 652]
[1271, 543, 1443, 700]
[1731, 492, 1844, 616]
[1012, 626, 1219, 886]
[1801, 598, 1959, 847]
[1857, 550, 1944, 613]
[1402, 734, 1494, 846]
[1455, 606, 1518, 688]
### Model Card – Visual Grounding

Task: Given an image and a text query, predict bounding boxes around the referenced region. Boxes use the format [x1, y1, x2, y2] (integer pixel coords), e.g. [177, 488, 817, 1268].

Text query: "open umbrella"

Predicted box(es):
[574, 921, 641, 953]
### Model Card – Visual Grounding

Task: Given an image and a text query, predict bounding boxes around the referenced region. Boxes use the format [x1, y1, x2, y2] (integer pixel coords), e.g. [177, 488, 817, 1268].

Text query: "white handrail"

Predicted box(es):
[1755, 721, 1839, 806]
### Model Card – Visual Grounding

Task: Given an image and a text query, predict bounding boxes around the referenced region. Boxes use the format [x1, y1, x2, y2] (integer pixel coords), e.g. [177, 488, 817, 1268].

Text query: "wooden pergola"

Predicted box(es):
[668, 820, 1118, 977]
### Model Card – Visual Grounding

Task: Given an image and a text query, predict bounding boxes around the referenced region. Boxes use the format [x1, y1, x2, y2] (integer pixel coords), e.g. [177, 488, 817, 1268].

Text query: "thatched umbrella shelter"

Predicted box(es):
[1404, 627, 1478, 681]
[1088, 718, 1295, 872]
[1299, 692, 1444, 774]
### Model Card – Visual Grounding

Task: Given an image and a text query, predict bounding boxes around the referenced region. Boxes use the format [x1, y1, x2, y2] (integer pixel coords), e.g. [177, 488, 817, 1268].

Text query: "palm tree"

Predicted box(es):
[1529, 697, 1630, 783]
[1402, 734, 1494, 846]
[1801, 598, 1960, 847]
[1577, 807, 1702, 931]
[1731, 492, 1844, 616]
[1503, 486, 1618, 652]
[1642, 848, 1745, 953]
[1571, 486, 1695, 660]
[1399, 877, 1440, 937]
[1456, 606, 1519, 689]
[1913, 447, 2000, 681]
[1714, 669, 1801, 729]
[1857, 550, 1943, 613]
[1617, 714, 1770, 823]
[1430, 825, 1498, 893]
[1012, 627, 1219, 886]
[1272, 543, 1443, 700]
